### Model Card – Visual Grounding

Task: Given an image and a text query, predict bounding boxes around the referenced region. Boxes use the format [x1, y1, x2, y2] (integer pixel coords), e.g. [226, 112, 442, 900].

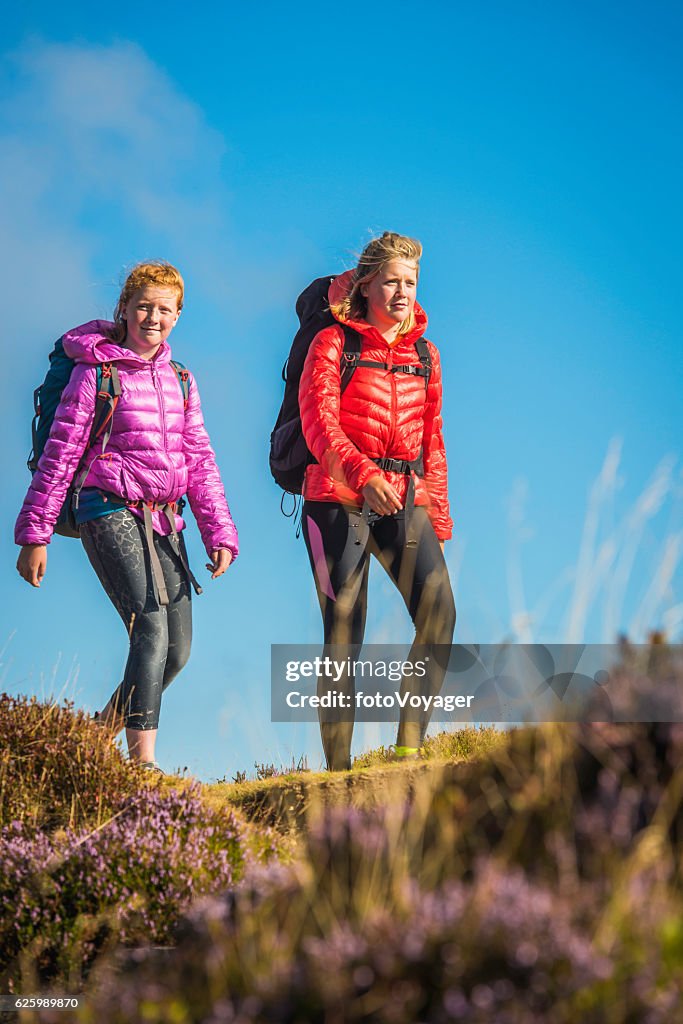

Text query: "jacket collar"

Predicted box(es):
[61, 320, 173, 367]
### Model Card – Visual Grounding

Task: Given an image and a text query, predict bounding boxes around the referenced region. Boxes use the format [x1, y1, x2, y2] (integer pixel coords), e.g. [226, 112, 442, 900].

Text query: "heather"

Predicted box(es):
[7, 652, 683, 1022]
[0, 697, 278, 994]
[0, 693, 140, 833]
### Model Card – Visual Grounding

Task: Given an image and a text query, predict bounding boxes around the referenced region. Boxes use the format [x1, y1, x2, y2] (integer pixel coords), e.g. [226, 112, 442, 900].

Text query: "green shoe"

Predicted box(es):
[387, 745, 421, 762]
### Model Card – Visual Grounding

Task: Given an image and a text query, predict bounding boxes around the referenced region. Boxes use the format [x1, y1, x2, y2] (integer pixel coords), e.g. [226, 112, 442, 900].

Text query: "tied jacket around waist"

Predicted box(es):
[298, 272, 453, 541]
[15, 321, 239, 560]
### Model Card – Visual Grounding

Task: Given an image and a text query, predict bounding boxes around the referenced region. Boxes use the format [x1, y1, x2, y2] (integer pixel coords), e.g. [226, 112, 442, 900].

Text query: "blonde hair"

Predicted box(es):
[331, 231, 422, 335]
[110, 261, 184, 343]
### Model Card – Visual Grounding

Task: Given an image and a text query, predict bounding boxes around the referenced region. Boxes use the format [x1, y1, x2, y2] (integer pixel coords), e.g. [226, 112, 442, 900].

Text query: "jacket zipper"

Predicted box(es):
[385, 345, 396, 456]
[151, 363, 167, 451]
[152, 362, 180, 501]
[384, 344, 416, 504]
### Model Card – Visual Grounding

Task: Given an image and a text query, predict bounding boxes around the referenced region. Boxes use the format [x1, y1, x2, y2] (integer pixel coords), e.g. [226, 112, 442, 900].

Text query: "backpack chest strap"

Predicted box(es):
[343, 355, 429, 377]
[388, 363, 430, 377]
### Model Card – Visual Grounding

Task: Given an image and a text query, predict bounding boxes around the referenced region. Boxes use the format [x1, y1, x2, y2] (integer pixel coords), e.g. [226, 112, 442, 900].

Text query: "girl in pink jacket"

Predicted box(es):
[15, 261, 238, 771]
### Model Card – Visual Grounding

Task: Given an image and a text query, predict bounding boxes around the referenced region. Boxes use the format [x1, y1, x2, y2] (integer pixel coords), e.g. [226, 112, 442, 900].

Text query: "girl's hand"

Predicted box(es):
[17, 545, 48, 587]
[362, 476, 403, 516]
[206, 549, 232, 579]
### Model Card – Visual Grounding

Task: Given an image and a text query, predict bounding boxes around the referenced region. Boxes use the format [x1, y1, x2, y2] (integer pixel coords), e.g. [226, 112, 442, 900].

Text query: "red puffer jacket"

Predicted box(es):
[299, 271, 452, 540]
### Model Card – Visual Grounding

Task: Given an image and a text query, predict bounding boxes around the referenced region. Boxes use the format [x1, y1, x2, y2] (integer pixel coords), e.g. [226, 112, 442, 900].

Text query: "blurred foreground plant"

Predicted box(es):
[69, 709, 683, 1023]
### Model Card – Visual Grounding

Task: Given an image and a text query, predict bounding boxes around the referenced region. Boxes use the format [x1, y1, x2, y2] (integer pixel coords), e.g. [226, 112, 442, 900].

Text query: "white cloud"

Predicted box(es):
[0, 38, 240, 473]
[0, 36, 323, 376]
[1, 38, 236, 322]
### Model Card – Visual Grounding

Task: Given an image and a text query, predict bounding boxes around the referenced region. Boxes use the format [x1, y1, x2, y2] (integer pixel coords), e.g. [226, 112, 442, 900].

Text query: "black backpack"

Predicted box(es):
[269, 276, 432, 496]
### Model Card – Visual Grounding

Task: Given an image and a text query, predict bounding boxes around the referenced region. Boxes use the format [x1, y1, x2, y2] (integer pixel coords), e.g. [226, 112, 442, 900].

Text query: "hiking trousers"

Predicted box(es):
[302, 501, 456, 771]
[80, 508, 192, 730]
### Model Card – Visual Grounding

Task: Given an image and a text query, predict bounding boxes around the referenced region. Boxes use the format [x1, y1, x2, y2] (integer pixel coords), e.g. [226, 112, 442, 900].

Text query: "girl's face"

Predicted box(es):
[122, 285, 181, 358]
[361, 259, 418, 334]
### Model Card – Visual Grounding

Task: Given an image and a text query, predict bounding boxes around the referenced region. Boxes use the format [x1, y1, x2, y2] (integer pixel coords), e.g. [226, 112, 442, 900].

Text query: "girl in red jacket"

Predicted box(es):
[16, 262, 238, 772]
[299, 232, 456, 771]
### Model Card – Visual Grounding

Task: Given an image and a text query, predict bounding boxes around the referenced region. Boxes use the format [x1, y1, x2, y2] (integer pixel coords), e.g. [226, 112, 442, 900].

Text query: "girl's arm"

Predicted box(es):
[182, 374, 239, 562]
[421, 344, 453, 541]
[299, 326, 380, 493]
[15, 366, 99, 546]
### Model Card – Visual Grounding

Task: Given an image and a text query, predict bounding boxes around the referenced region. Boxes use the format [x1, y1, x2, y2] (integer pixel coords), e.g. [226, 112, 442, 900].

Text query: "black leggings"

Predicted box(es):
[302, 501, 456, 770]
[80, 509, 192, 730]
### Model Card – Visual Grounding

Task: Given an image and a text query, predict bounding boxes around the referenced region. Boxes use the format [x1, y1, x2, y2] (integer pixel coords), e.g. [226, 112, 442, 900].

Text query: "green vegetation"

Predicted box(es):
[352, 725, 505, 768]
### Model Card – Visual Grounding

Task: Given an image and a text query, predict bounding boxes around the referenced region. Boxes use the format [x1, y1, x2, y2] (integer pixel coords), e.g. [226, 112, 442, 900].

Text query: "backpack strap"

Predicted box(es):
[71, 362, 121, 507]
[340, 326, 362, 393]
[414, 338, 432, 388]
[92, 363, 122, 456]
[161, 503, 203, 595]
[170, 359, 191, 410]
[28, 386, 43, 472]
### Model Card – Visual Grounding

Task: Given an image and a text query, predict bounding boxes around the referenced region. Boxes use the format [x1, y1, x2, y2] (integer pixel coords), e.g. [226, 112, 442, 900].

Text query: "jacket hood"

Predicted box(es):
[62, 320, 172, 367]
[327, 269, 428, 345]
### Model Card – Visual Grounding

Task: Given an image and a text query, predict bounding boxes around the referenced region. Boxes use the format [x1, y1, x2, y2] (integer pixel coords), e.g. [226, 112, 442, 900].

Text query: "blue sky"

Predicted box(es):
[2, 2, 682, 779]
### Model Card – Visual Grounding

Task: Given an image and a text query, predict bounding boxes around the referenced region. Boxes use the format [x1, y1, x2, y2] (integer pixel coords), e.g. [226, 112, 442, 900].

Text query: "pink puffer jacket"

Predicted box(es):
[15, 321, 239, 560]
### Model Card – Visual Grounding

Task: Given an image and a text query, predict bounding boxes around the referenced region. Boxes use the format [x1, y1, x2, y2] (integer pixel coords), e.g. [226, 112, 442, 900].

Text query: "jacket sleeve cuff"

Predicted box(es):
[205, 539, 239, 562]
[428, 512, 453, 541]
[15, 526, 51, 547]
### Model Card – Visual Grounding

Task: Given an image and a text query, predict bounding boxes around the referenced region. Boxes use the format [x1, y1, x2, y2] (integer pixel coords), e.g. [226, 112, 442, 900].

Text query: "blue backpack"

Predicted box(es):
[28, 336, 190, 537]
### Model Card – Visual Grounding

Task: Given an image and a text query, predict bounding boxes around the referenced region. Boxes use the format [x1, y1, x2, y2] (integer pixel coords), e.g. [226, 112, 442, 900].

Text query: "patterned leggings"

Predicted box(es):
[80, 509, 192, 730]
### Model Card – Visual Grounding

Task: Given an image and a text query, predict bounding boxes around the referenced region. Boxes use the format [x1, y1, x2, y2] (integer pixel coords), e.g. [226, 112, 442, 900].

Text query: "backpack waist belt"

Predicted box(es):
[356, 453, 424, 547]
[372, 455, 424, 476]
[127, 499, 203, 604]
[128, 498, 181, 514]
